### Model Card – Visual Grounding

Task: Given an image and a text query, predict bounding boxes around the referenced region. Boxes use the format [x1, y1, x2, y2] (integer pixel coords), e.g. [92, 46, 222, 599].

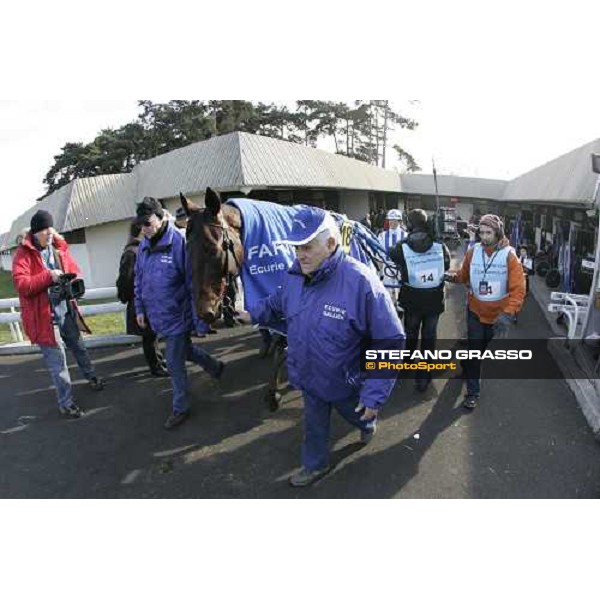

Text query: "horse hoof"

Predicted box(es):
[264, 392, 282, 412]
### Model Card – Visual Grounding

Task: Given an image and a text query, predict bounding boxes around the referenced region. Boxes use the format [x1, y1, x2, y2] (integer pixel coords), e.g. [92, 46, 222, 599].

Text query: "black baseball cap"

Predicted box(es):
[135, 197, 164, 224]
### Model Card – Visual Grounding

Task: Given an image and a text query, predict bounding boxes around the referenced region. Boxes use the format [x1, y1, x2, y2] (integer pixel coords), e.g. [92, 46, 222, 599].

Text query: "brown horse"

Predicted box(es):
[181, 187, 288, 411]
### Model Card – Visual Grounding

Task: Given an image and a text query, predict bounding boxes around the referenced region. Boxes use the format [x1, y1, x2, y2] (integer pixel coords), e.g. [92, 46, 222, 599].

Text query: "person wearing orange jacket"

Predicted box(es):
[448, 214, 525, 410]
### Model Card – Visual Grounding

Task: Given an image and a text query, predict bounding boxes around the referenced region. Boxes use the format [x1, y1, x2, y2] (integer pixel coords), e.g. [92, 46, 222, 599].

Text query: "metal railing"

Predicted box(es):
[547, 292, 590, 343]
[0, 287, 139, 354]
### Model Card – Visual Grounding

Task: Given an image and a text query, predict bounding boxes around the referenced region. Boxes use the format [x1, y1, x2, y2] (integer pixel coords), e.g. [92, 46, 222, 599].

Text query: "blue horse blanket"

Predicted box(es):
[226, 198, 393, 334]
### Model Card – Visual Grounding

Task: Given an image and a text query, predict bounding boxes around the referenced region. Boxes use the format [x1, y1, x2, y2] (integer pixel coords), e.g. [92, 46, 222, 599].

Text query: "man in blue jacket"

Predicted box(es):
[134, 197, 225, 430]
[243, 207, 405, 487]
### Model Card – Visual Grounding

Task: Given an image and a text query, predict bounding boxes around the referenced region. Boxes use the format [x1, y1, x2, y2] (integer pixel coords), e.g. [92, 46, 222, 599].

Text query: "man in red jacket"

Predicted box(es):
[12, 210, 104, 418]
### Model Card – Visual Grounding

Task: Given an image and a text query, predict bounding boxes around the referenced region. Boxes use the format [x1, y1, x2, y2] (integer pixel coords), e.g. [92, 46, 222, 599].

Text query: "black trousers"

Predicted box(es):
[142, 329, 164, 371]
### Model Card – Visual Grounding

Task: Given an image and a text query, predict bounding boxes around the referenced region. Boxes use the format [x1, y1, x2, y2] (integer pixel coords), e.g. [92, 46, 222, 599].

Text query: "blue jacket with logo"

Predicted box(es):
[250, 247, 406, 408]
[134, 222, 194, 336]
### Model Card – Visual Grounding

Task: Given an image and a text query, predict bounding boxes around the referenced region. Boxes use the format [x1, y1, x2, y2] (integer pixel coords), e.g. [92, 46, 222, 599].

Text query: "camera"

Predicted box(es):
[49, 273, 86, 303]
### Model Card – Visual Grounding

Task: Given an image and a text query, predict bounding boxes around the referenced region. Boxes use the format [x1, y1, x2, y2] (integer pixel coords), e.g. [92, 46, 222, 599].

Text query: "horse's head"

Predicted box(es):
[182, 187, 243, 323]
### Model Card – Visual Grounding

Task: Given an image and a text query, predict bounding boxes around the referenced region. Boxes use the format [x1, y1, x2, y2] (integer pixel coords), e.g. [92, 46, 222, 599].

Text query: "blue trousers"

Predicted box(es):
[39, 314, 96, 409]
[465, 309, 495, 396]
[302, 392, 376, 471]
[164, 333, 221, 414]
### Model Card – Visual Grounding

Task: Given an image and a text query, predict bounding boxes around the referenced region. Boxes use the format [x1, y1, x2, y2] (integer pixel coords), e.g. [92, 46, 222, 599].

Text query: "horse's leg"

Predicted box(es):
[258, 328, 272, 359]
[263, 334, 287, 412]
[274, 335, 288, 396]
[263, 341, 281, 412]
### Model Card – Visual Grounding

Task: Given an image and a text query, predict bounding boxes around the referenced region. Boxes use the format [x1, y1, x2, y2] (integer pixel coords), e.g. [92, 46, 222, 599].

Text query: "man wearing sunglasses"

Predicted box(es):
[133, 197, 225, 429]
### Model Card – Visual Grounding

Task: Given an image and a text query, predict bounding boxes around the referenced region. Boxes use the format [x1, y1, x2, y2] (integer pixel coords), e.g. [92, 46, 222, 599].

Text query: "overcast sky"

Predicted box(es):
[1, 94, 599, 233]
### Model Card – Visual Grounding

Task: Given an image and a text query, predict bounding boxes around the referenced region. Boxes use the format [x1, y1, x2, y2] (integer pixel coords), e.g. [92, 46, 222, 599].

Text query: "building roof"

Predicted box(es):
[5, 132, 403, 249]
[135, 131, 401, 198]
[6, 174, 137, 249]
[135, 133, 246, 199]
[64, 174, 138, 231]
[6, 132, 600, 249]
[7, 180, 74, 249]
[400, 173, 507, 200]
[400, 139, 600, 207]
[238, 132, 401, 192]
[501, 138, 600, 205]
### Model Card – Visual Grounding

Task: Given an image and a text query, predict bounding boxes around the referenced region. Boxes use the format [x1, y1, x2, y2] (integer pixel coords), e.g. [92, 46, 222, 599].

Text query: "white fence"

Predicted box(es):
[0, 287, 139, 355]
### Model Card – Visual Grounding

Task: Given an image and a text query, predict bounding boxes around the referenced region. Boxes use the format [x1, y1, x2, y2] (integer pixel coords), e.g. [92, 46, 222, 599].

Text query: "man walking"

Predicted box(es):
[448, 214, 525, 409]
[117, 219, 169, 378]
[243, 206, 405, 487]
[389, 209, 450, 392]
[134, 197, 225, 429]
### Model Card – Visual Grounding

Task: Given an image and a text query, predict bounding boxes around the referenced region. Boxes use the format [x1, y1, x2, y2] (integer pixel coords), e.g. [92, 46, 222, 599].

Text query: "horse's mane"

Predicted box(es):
[221, 203, 242, 231]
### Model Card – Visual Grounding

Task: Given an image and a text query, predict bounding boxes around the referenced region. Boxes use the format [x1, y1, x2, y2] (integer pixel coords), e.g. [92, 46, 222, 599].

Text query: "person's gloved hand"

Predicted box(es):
[493, 312, 515, 338]
[355, 401, 379, 422]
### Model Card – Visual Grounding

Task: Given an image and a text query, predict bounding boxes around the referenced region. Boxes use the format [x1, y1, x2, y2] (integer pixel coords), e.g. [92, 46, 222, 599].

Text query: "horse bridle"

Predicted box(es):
[203, 213, 242, 315]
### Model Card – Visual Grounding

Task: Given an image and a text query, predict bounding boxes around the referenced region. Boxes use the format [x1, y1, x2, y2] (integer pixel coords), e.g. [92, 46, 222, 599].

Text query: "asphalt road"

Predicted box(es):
[2, 257, 600, 498]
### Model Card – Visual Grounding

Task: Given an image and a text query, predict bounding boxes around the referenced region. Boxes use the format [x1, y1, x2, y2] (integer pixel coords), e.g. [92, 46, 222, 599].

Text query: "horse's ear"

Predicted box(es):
[205, 187, 222, 216]
[180, 192, 200, 216]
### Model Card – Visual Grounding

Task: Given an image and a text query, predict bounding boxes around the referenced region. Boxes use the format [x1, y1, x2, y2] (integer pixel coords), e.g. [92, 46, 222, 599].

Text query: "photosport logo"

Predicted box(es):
[360, 339, 568, 380]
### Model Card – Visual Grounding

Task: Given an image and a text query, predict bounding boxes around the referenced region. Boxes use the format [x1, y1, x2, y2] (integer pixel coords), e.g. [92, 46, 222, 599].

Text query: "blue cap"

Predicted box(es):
[287, 206, 336, 245]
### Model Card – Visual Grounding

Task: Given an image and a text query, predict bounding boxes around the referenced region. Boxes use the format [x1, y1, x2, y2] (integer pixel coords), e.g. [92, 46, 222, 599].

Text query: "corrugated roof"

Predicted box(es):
[134, 133, 245, 199]
[238, 132, 401, 192]
[7, 181, 74, 248]
[65, 174, 137, 231]
[6, 174, 138, 248]
[501, 138, 600, 205]
[133, 132, 401, 196]
[400, 173, 507, 199]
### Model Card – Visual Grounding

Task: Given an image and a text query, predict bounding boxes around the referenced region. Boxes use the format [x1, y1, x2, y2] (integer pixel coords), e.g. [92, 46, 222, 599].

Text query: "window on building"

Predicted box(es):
[63, 229, 86, 244]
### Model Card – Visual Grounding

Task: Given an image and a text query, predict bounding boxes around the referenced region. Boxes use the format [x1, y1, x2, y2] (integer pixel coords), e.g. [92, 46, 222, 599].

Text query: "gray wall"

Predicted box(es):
[340, 190, 369, 220]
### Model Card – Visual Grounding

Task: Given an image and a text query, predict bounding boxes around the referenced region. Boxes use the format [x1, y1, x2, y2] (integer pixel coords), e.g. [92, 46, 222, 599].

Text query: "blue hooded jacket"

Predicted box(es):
[250, 247, 406, 409]
[134, 222, 194, 336]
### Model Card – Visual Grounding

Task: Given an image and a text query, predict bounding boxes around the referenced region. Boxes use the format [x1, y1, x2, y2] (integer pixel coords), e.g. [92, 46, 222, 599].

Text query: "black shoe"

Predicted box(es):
[59, 403, 84, 418]
[213, 360, 225, 380]
[150, 365, 170, 378]
[207, 327, 218, 335]
[164, 410, 190, 430]
[462, 395, 479, 410]
[88, 376, 105, 391]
